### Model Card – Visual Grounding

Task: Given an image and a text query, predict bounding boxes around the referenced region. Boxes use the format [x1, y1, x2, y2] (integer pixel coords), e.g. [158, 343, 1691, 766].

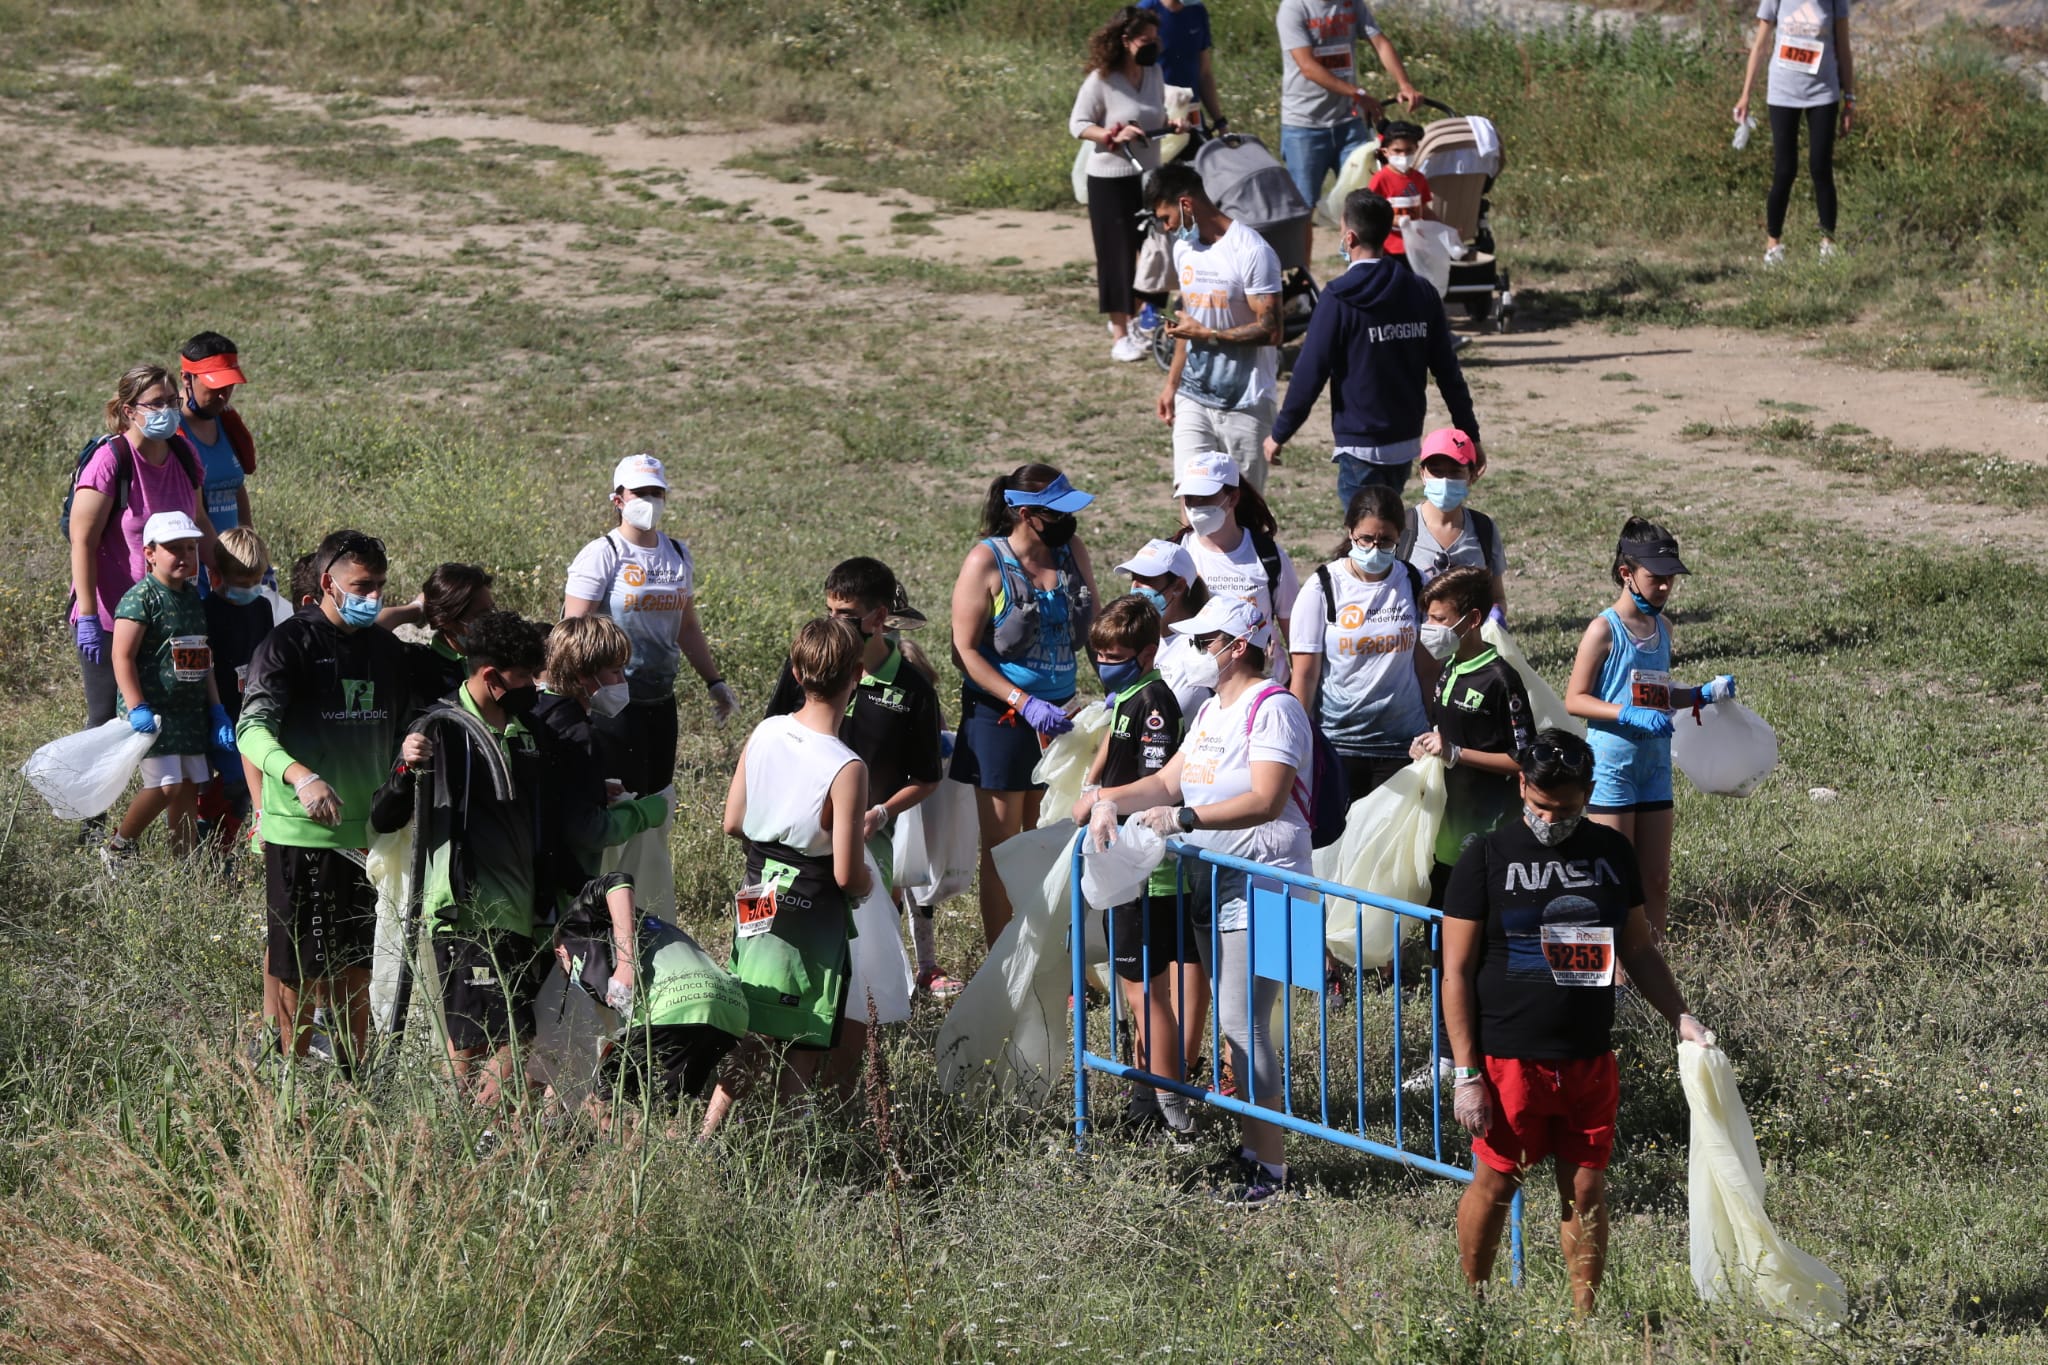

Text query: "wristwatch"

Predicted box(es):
[1177, 806, 1199, 833]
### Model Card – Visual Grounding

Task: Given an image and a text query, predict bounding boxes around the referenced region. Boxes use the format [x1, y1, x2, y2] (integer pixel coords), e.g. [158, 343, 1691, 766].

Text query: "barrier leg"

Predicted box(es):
[1509, 1188, 1525, 1286]
[1072, 850, 1090, 1155]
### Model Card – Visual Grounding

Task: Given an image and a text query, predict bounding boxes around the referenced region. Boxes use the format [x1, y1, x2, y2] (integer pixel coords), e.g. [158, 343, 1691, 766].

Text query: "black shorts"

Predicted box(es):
[1106, 891, 1199, 984]
[434, 932, 544, 1054]
[265, 843, 377, 984]
[594, 1024, 740, 1109]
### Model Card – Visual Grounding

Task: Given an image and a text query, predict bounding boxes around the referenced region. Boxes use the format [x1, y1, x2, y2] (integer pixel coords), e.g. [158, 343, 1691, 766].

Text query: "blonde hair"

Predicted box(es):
[790, 617, 863, 699]
[215, 526, 271, 578]
[896, 636, 939, 685]
[546, 615, 632, 687]
[104, 364, 174, 434]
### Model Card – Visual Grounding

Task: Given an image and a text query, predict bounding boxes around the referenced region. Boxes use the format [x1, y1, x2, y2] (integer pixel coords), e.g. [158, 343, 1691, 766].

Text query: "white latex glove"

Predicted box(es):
[1678, 1013, 1716, 1047]
[708, 681, 740, 727]
[863, 804, 888, 840]
[605, 975, 634, 1016]
[1086, 800, 1119, 853]
[295, 775, 343, 827]
[1453, 1075, 1492, 1134]
[1135, 805, 1181, 838]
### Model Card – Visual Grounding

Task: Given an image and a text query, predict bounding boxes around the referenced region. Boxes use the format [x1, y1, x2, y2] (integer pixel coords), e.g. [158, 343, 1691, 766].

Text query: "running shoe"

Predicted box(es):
[1763, 244, 1786, 268]
[1818, 238, 1839, 260]
[1110, 333, 1148, 363]
[1206, 1152, 1295, 1207]
[1402, 1056, 1457, 1094]
[917, 965, 965, 999]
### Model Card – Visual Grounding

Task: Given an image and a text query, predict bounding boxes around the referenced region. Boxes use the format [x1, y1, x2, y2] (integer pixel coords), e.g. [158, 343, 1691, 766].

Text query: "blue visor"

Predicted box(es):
[1003, 472, 1094, 514]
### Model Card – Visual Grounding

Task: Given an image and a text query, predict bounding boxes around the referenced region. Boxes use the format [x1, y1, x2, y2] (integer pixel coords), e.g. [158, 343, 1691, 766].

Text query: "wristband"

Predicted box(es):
[1005, 687, 1024, 708]
[1454, 1066, 1483, 1082]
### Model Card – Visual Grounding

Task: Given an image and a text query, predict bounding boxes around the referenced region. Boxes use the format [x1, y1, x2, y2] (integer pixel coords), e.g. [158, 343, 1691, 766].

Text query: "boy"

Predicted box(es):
[198, 525, 274, 856]
[105, 511, 236, 870]
[1075, 594, 1197, 1139]
[370, 611, 551, 1106]
[1366, 121, 1434, 260]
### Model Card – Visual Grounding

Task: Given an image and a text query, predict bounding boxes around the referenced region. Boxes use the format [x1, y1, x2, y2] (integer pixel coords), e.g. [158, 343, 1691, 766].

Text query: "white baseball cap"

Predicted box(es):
[610, 452, 669, 493]
[1174, 451, 1241, 498]
[1114, 538, 1196, 587]
[1169, 595, 1275, 651]
[142, 511, 203, 547]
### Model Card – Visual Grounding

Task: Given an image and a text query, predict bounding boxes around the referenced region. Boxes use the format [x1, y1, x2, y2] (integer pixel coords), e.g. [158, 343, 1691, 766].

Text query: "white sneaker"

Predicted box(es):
[1818, 238, 1839, 260]
[1762, 244, 1786, 268]
[1402, 1057, 1457, 1094]
[1110, 333, 1147, 362]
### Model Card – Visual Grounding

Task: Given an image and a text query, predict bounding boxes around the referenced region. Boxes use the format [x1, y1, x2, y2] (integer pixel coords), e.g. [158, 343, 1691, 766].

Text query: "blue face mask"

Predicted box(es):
[1629, 588, 1662, 618]
[336, 590, 382, 628]
[141, 406, 180, 440]
[222, 585, 262, 606]
[1136, 586, 1169, 614]
[1350, 544, 1394, 575]
[1175, 202, 1199, 245]
[1097, 658, 1145, 693]
[1423, 476, 1469, 511]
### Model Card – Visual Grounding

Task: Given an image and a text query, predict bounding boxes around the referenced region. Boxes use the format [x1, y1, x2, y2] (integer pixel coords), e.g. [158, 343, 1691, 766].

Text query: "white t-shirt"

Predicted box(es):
[1291, 561, 1429, 757]
[1178, 684, 1315, 923]
[740, 714, 861, 855]
[1171, 221, 1284, 411]
[564, 531, 695, 701]
[1156, 633, 1215, 716]
[1185, 529, 1301, 679]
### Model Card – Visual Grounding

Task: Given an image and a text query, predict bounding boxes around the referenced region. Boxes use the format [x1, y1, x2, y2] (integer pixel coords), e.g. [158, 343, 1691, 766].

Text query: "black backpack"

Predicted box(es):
[60, 433, 203, 541]
[1314, 561, 1424, 624]
[1173, 524, 1288, 602]
[1395, 505, 1500, 580]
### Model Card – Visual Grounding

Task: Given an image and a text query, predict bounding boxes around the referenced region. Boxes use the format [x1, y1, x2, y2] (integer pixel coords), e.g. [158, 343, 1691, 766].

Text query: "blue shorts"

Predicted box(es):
[948, 686, 1063, 792]
[1280, 119, 1372, 218]
[1587, 726, 1674, 812]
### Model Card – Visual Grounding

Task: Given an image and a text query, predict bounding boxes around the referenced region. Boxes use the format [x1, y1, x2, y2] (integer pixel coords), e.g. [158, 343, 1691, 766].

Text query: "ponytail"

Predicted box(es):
[104, 364, 173, 434]
[1232, 480, 1280, 540]
[978, 462, 1064, 539]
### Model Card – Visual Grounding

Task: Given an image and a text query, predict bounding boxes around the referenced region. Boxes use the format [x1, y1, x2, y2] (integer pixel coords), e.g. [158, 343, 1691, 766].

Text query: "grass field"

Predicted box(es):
[2, 1, 2047, 1360]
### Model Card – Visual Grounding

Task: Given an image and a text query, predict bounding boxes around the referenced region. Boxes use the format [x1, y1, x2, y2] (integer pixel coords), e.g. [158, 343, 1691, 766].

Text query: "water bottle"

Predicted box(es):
[1135, 301, 1160, 337]
[1732, 117, 1755, 151]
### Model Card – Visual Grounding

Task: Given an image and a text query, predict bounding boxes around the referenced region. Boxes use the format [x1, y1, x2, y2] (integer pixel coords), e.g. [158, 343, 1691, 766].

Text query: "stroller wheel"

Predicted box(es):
[1150, 325, 1175, 372]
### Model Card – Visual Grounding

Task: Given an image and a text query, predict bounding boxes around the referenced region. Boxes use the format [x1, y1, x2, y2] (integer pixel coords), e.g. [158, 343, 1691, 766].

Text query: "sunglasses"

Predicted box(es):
[1192, 632, 1227, 652]
[1522, 742, 1592, 775]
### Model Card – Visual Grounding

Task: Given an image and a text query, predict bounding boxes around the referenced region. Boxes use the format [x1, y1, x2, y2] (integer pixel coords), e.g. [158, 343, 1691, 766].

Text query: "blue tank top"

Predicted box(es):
[976, 538, 1077, 701]
[181, 417, 244, 531]
[1588, 607, 1671, 740]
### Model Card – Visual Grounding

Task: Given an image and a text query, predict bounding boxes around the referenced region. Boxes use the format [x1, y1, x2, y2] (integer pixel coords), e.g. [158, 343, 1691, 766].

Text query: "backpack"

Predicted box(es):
[1245, 684, 1350, 849]
[1314, 560, 1424, 624]
[60, 432, 204, 542]
[1173, 524, 1287, 602]
[1396, 505, 1500, 581]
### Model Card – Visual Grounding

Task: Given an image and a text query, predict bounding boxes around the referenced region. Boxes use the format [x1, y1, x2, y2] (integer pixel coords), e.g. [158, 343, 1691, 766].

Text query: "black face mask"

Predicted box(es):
[1035, 512, 1078, 547]
[499, 683, 540, 718]
[1134, 41, 1160, 66]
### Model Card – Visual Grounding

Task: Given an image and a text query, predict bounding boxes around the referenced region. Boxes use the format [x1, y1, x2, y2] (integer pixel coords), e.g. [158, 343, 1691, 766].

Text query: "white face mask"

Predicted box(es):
[1184, 503, 1227, 537]
[1419, 620, 1463, 661]
[621, 495, 665, 532]
[1388, 153, 1414, 173]
[1182, 641, 1224, 691]
[588, 680, 631, 718]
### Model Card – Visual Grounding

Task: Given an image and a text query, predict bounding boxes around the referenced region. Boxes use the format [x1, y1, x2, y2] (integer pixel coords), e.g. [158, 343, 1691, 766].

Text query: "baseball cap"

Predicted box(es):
[1115, 538, 1197, 587]
[1174, 451, 1241, 498]
[1003, 471, 1093, 514]
[883, 580, 926, 631]
[142, 511, 203, 546]
[611, 453, 668, 493]
[180, 351, 248, 389]
[1168, 595, 1275, 652]
[1619, 529, 1689, 576]
[1419, 428, 1479, 467]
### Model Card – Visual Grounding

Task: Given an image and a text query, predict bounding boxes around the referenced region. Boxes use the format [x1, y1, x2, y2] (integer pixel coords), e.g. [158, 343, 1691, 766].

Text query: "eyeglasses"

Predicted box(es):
[1351, 533, 1398, 552]
[132, 397, 178, 413]
[1522, 742, 1592, 775]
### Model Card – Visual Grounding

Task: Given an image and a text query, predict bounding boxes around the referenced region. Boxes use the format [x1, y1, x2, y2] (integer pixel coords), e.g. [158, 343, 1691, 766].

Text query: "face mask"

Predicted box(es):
[498, 682, 541, 718]
[1175, 202, 1199, 245]
[1182, 644, 1222, 691]
[1136, 586, 1169, 615]
[140, 406, 180, 440]
[1387, 154, 1414, 174]
[1184, 503, 1227, 537]
[1524, 804, 1582, 847]
[222, 585, 262, 606]
[1097, 658, 1144, 693]
[1629, 587, 1662, 618]
[1350, 543, 1394, 575]
[1419, 620, 1463, 661]
[588, 681, 630, 719]
[335, 589, 382, 629]
[622, 495, 665, 532]
[1134, 41, 1160, 66]
[1035, 512, 1078, 548]
[1424, 476, 1468, 511]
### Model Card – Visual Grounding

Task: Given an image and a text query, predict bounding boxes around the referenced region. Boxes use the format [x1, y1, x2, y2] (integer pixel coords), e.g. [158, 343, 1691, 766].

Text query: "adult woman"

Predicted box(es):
[1289, 484, 1433, 799]
[175, 332, 254, 542]
[563, 453, 739, 917]
[1114, 537, 1211, 713]
[1084, 597, 1311, 1205]
[1173, 451, 1297, 681]
[68, 365, 213, 754]
[948, 463, 1099, 947]
[1734, 0, 1853, 265]
[1071, 5, 1171, 362]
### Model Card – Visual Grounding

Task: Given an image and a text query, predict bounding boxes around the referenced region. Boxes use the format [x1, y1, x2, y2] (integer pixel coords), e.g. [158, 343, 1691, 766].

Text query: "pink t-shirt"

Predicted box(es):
[71, 435, 201, 628]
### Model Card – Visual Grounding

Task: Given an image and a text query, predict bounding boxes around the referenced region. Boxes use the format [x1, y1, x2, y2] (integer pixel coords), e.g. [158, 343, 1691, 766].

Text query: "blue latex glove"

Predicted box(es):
[75, 616, 106, 664]
[1018, 694, 1074, 737]
[1697, 674, 1737, 704]
[1486, 604, 1507, 630]
[209, 703, 237, 754]
[1617, 705, 1673, 737]
[127, 704, 161, 735]
[938, 731, 956, 760]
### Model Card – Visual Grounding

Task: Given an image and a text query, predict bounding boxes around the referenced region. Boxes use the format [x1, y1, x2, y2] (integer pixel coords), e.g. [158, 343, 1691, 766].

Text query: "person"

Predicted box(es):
[371, 611, 551, 1105]
[405, 562, 496, 702]
[1288, 484, 1430, 800]
[1069, 594, 1201, 1140]
[196, 525, 275, 857]
[563, 453, 739, 916]
[553, 872, 747, 1134]
[1146, 163, 1285, 494]
[102, 512, 236, 870]
[1734, 0, 1853, 265]
[948, 464, 1098, 948]
[238, 529, 416, 1069]
[1365, 121, 1435, 260]
[765, 557, 955, 996]
[174, 332, 255, 544]
[1396, 427, 1507, 622]
[1172, 451, 1297, 681]
[1137, 0, 1227, 134]
[1071, 5, 1172, 362]
[1114, 538, 1211, 713]
[1443, 728, 1715, 1313]
[1275, 0, 1421, 260]
[288, 551, 320, 608]
[68, 366, 212, 813]
[1087, 597, 1312, 1204]
[1264, 191, 1481, 510]
[1563, 521, 1734, 939]
[701, 618, 873, 1139]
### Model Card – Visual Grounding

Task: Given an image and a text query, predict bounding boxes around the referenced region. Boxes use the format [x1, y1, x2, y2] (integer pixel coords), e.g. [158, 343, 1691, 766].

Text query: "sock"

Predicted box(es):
[909, 907, 939, 970]
[1242, 1146, 1285, 1181]
[1156, 1088, 1194, 1132]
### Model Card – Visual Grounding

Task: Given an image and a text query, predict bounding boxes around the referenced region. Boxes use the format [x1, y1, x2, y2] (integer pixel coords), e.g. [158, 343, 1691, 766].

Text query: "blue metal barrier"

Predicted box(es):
[1069, 837, 1523, 1285]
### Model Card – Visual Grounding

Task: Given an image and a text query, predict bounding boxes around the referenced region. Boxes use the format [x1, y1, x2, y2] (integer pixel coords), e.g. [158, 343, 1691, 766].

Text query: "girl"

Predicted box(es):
[1734, 0, 1854, 265]
[1564, 519, 1734, 937]
[1173, 451, 1297, 681]
[1399, 427, 1507, 622]
[1114, 536, 1211, 713]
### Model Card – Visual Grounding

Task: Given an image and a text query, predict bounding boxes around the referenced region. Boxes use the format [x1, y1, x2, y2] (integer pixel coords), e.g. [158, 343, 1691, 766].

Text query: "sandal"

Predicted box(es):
[917, 966, 965, 1000]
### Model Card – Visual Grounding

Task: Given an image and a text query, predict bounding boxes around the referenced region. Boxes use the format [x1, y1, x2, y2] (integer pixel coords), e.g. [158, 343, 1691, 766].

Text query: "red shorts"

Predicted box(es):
[1471, 1052, 1620, 1175]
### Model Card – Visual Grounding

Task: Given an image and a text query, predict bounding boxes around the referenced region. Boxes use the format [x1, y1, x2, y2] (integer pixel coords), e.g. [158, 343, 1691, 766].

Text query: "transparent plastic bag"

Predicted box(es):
[1071, 143, 1091, 205]
[21, 719, 158, 820]
[845, 847, 915, 1026]
[1079, 815, 1166, 910]
[1673, 700, 1778, 797]
[365, 822, 416, 1034]
[1312, 756, 1446, 968]
[907, 777, 978, 908]
[1318, 138, 1380, 229]
[1399, 220, 1461, 298]
[600, 784, 676, 918]
[1033, 702, 1112, 828]
[1481, 620, 1583, 737]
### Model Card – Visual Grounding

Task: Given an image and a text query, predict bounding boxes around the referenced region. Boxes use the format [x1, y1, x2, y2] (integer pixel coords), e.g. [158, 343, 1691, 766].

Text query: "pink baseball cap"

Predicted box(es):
[1419, 428, 1479, 466]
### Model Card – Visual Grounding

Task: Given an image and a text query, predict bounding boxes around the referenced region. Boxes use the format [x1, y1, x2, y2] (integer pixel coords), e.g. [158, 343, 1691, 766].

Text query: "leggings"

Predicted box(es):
[1767, 102, 1839, 238]
[1195, 928, 1283, 1115]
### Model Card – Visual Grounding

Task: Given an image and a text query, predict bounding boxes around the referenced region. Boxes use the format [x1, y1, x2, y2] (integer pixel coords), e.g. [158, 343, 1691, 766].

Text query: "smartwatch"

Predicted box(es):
[1177, 806, 1199, 833]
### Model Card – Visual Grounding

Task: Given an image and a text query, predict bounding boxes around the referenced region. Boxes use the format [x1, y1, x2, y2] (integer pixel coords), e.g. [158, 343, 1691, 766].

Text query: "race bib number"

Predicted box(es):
[1774, 32, 1825, 75]
[1313, 41, 1354, 77]
[1629, 668, 1671, 710]
[1540, 924, 1615, 987]
[1388, 194, 1421, 221]
[735, 883, 778, 939]
[170, 635, 212, 682]
[235, 664, 249, 695]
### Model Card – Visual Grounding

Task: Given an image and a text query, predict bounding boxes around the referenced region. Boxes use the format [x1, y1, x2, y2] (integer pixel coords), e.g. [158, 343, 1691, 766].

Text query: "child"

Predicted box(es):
[1564, 520, 1734, 938]
[1397, 427, 1508, 624]
[1071, 594, 1199, 1140]
[105, 512, 236, 871]
[1366, 121, 1435, 260]
[198, 526, 274, 856]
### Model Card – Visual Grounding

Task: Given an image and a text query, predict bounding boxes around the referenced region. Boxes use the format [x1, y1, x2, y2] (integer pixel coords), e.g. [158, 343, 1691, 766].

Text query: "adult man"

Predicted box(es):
[1264, 190, 1480, 512]
[1138, 0, 1227, 137]
[1146, 163, 1285, 494]
[174, 332, 256, 543]
[238, 529, 416, 1070]
[1275, 0, 1422, 259]
[1443, 728, 1713, 1314]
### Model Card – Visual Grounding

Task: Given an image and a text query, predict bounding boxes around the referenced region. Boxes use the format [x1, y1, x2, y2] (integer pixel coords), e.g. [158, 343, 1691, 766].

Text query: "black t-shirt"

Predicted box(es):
[1099, 672, 1183, 789]
[201, 593, 275, 722]
[1428, 646, 1534, 866]
[407, 635, 467, 710]
[1444, 815, 1644, 1060]
[765, 646, 943, 803]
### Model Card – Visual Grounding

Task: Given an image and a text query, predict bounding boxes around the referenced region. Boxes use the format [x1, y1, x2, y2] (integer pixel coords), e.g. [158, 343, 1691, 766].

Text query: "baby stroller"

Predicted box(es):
[1412, 101, 1513, 332]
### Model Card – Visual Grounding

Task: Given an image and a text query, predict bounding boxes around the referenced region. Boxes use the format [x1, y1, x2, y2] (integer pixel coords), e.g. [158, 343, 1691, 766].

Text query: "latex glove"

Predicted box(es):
[1487, 604, 1507, 630]
[1069, 786, 1100, 826]
[938, 732, 956, 760]
[1697, 674, 1737, 705]
[1135, 805, 1181, 837]
[708, 681, 740, 727]
[75, 616, 107, 664]
[295, 775, 343, 827]
[1018, 694, 1073, 737]
[863, 804, 889, 840]
[604, 778, 628, 804]
[127, 704, 160, 735]
[605, 975, 635, 1016]
[1617, 705, 1674, 737]
[208, 703, 236, 754]
[1086, 800, 1120, 852]
[1453, 1075, 1492, 1134]
[1678, 1013, 1717, 1047]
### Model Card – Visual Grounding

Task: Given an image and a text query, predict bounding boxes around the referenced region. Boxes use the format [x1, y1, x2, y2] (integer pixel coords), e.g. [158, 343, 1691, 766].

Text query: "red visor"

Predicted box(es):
[181, 352, 248, 388]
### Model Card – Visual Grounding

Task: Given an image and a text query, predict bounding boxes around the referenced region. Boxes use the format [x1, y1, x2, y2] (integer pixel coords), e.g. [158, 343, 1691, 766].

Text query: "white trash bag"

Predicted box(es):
[601, 784, 676, 919]
[844, 847, 915, 1027]
[364, 822, 416, 1034]
[1312, 756, 1446, 968]
[1033, 702, 1112, 828]
[1318, 138, 1380, 229]
[1399, 220, 1462, 299]
[1079, 815, 1166, 911]
[1481, 620, 1583, 738]
[907, 774, 978, 909]
[1673, 700, 1778, 797]
[1679, 1041, 1847, 1325]
[21, 719, 158, 820]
